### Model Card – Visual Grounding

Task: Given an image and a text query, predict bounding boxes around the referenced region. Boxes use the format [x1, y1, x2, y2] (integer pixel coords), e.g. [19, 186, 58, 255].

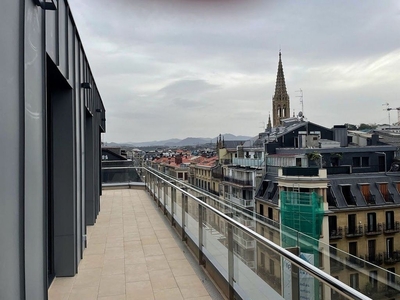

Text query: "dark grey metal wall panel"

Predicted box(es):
[58, 0, 67, 76]
[71, 30, 83, 264]
[51, 87, 77, 276]
[77, 39, 87, 252]
[68, 18, 74, 80]
[0, 1, 24, 299]
[24, 2, 47, 299]
[94, 127, 101, 216]
[45, 6, 57, 63]
[85, 115, 96, 225]
[1, 0, 106, 297]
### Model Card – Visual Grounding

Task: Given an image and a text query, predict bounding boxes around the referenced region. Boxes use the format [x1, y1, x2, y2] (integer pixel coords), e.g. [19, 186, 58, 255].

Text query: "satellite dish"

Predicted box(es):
[391, 163, 400, 172]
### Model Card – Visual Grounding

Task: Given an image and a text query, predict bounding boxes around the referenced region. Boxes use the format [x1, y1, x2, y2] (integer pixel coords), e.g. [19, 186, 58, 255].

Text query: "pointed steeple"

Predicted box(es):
[272, 51, 290, 127]
[274, 51, 288, 98]
[267, 113, 272, 132]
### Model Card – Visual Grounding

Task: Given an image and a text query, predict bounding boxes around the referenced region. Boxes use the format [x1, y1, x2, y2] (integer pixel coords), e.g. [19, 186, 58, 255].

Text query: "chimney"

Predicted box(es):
[175, 155, 182, 165]
[371, 133, 379, 145]
[333, 125, 348, 147]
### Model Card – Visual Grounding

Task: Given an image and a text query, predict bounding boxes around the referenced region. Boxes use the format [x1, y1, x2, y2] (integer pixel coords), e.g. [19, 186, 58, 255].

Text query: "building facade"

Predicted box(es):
[255, 119, 400, 298]
[1, 1, 105, 299]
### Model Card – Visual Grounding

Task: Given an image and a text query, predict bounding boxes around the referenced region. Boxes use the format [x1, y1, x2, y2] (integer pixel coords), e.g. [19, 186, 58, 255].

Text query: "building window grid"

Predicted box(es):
[352, 156, 370, 167]
[350, 273, 359, 290]
[367, 212, 377, 232]
[369, 270, 378, 290]
[386, 211, 394, 230]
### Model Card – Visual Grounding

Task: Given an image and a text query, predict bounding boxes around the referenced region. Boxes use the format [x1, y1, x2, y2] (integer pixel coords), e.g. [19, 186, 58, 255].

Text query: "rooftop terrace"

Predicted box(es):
[48, 188, 223, 300]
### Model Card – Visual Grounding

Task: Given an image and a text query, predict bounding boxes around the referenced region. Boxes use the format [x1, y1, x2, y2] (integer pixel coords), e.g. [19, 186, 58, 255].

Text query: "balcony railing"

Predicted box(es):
[383, 251, 400, 264]
[281, 166, 319, 176]
[209, 189, 220, 196]
[102, 166, 143, 187]
[366, 253, 383, 266]
[345, 255, 365, 269]
[143, 167, 372, 300]
[382, 192, 394, 202]
[364, 223, 383, 236]
[329, 227, 343, 239]
[233, 215, 255, 228]
[139, 166, 400, 300]
[363, 193, 376, 205]
[223, 176, 253, 186]
[256, 214, 280, 229]
[233, 232, 255, 249]
[345, 225, 364, 237]
[232, 157, 263, 167]
[141, 169, 378, 299]
[383, 221, 400, 234]
[230, 195, 254, 207]
[330, 258, 344, 273]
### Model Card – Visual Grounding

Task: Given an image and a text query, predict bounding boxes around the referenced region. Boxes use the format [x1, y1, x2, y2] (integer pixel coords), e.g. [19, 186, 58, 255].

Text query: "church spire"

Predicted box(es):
[272, 51, 290, 127]
[267, 113, 272, 132]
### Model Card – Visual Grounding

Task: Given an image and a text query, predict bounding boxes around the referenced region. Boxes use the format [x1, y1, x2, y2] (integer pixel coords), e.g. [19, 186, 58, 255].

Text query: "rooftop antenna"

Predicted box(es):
[383, 102, 391, 127]
[296, 88, 304, 115]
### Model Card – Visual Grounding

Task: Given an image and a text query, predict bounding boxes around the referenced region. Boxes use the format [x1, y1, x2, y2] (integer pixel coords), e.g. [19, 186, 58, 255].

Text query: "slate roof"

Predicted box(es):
[374, 130, 400, 148]
[223, 140, 245, 150]
[255, 171, 400, 210]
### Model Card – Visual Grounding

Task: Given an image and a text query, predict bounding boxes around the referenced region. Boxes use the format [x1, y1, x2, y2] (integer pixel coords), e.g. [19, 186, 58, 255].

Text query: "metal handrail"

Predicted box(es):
[102, 166, 135, 170]
[143, 167, 371, 300]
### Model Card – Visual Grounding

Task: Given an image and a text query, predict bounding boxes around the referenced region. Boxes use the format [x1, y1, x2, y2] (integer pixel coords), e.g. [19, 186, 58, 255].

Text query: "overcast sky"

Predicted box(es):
[68, 0, 400, 143]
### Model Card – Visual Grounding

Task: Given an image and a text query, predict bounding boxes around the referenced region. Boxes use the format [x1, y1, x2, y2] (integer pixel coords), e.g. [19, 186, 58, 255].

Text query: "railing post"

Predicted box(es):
[163, 182, 167, 215]
[154, 176, 157, 200]
[148, 172, 151, 194]
[158, 179, 162, 207]
[182, 189, 187, 242]
[144, 169, 147, 191]
[227, 223, 234, 300]
[151, 174, 155, 198]
[287, 247, 300, 300]
[171, 185, 176, 227]
[198, 204, 204, 266]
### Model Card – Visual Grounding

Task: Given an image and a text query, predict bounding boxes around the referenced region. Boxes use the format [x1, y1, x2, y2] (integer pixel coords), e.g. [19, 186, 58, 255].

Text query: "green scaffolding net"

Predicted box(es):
[280, 191, 324, 261]
[280, 191, 325, 299]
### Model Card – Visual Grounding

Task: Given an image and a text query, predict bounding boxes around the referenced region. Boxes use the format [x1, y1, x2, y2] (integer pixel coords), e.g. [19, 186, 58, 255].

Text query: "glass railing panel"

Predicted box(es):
[256, 242, 283, 294]
[233, 223, 283, 300]
[102, 167, 142, 184]
[153, 179, 159, 199]
[329, 247, 400, 300]
[186, 195, 199, 246]
[158, 183, 164, 206]
[174, 190, 183, 227]
[202, 209, 229, 281]
[165, 187, 171, 214]
[142, 167, 379, 300]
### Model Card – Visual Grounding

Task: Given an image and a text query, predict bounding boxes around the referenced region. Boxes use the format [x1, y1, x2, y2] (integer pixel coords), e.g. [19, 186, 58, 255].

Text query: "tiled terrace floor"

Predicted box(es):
[48, 189, 223, 300]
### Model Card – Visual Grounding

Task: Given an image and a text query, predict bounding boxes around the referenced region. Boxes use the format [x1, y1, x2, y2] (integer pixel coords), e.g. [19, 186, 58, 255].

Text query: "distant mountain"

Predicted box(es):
[111, 134, 252, 147]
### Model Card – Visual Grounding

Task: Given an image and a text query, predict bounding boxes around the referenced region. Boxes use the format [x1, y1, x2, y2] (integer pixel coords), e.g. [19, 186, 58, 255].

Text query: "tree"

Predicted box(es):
[345, 123, 357, 130]
[358, 123, 377, 131]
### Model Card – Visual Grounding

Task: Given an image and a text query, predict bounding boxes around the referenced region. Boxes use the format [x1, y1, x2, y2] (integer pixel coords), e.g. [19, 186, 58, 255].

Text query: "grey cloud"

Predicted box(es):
[69, 0, 400, 142]
[158, 79, 219, 98]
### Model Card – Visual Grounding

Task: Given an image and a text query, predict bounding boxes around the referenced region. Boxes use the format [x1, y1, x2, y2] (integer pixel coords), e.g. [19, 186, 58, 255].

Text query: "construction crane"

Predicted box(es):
[383, 103, 400, 125]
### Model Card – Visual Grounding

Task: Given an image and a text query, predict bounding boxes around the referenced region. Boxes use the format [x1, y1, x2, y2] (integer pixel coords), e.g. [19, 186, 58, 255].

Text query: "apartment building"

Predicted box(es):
[255, 118, 400, 298]
[151, 153, 191, 181]
[188, 155, 220, 195]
